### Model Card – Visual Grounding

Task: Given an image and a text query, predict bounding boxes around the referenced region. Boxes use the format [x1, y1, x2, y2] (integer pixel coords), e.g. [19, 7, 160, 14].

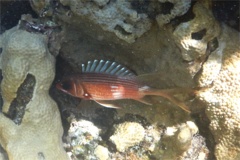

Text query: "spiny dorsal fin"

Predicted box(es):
[81, 60, 135, 76]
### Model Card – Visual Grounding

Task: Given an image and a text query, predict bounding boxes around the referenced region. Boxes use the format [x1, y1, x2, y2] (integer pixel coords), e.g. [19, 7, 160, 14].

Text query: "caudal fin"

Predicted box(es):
[143, 88, 197, 113]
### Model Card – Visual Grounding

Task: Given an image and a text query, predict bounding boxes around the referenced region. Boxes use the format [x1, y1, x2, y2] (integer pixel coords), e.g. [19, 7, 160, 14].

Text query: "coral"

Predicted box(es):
[181, 134, 209, 160]
[172, 2, 221, 61]
[30, 0, 192, 43]
[58, 0, 152, 43]
[94, 145, 109, 160]
[65, 116, 101, 159]
[198, 24, 240, 160]
[110, 122, 145, 152]
[156, 0, 191, 26]
[0, 23, 69, 159]
[159, 121, 208, 160]
[170, 1, 240, 159]
[64, 0, 152, 43]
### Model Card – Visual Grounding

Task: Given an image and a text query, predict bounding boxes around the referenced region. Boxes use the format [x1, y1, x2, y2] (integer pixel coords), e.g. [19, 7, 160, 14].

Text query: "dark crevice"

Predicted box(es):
[114, 25, 132, 35]
[0, 1, 38, 33]
[130, 0, 178, 20]
[198, 37, 219, 66]
[160, 2, 174, 15]
[207, 37, 219, 53]
[191, 111, 216, 160]
[0, 70, 3, 111]
[212, 0, 240, 32]
[193, 38, 219, 89]
[171, 1, 196, 29]
[0, 48, 2, 54]
[7, 74, 36, 125]
[38, 152, 45, 160]
[130, 0, 151, 14]
[50, 55, 81, 135]
[0, 144, 8, 160]
[191, 29, 207, 40]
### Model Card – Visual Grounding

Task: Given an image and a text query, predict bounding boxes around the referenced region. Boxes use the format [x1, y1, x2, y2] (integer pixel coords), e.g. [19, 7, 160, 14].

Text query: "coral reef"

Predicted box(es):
[197, 24, 240, 160]
[172, 1, 221, 61]
[110, 122, 145, 152]
[171, 1, 240, 159]
[159, 121, 208, 159]
[94, 145, 109, 160]
[156, 0, 191, 26]
[0, 20, 68, 159]
[30, 0, 193, 43]
[31, 0, 152, 43]
[1, 0, 239, 159]
[31, 0, 239, 159]
[65, 117, 102, 159]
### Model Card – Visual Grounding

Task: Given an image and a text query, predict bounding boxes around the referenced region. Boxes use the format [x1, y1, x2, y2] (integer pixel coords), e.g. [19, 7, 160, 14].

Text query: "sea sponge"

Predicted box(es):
[0, 24, 69, 159]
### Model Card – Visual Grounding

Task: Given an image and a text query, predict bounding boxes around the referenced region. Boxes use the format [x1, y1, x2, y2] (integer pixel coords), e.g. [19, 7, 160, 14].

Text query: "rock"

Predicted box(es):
[110, 122, 145, 152]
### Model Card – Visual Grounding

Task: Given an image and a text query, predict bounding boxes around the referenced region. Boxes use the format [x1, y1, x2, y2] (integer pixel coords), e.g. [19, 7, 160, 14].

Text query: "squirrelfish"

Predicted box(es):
[56, 60, 194, 112]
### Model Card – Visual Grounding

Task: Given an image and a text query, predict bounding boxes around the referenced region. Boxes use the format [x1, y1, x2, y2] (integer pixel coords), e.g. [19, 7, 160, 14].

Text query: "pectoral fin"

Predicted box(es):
[95, 100, 121, 109]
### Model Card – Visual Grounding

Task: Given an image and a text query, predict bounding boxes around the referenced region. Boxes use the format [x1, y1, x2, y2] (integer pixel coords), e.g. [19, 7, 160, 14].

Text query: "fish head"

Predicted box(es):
[56, 78, 83, 97]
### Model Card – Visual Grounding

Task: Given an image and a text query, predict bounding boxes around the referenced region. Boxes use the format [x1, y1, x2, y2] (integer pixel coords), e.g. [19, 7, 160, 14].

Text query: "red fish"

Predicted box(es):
[56, 60, 195, 112]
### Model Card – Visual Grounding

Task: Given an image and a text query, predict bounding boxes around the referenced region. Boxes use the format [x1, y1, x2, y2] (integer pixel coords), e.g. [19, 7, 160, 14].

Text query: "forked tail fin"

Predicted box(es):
[143, 87, 198, 113]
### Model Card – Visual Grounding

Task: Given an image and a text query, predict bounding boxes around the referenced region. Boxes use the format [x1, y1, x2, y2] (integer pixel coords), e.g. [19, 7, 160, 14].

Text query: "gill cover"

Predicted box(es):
[56, 79, 78, 97]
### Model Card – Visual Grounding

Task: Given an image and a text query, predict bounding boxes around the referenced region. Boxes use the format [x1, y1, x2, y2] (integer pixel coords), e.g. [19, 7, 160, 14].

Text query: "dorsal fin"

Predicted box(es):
[81, 60, 136, 76]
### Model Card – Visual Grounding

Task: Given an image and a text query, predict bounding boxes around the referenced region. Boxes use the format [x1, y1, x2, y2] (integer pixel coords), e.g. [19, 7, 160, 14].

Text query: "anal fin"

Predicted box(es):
[95, 100, 121, 109]
[134, 97, 152, 105]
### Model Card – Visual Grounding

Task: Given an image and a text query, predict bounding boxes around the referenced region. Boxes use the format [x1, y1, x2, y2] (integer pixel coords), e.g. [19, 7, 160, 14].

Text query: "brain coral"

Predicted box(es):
[198, 25, 240, 160]
[0, 25, 69, 159]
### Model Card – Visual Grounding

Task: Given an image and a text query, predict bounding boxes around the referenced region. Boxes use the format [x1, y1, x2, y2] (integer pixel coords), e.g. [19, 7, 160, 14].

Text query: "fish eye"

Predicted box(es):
[61, 81, 72, 90]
